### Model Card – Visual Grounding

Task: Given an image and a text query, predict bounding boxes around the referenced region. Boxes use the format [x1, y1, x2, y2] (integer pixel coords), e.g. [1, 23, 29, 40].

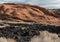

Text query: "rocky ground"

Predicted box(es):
[0, 20, 60, 42]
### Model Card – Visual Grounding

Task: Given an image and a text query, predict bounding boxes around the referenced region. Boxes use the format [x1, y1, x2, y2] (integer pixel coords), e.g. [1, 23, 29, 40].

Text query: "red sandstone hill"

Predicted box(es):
[0, 3, 60, 25]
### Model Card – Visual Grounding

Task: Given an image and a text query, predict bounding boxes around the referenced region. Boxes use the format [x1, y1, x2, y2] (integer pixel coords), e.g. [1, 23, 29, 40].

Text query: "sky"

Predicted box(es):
[0, 0, 60, 9]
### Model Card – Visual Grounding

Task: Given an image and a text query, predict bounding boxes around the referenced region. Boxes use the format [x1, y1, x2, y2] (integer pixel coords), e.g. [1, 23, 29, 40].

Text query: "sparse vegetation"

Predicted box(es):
[0, 37, 16, 42]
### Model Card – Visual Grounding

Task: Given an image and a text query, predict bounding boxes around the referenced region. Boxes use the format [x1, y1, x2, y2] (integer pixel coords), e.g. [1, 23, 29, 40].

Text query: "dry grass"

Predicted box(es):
[0, 37, 16, 42]
[30, 31, 60, 42]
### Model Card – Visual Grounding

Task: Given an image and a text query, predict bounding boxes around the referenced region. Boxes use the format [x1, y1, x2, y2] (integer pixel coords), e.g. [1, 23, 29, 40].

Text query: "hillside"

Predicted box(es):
[0, 3, 60, 25]
[0, 3, 60, 42]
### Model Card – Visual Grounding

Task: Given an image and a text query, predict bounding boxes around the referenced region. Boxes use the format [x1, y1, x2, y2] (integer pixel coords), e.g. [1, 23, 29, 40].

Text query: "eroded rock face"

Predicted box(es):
[0, 3, 60, 25]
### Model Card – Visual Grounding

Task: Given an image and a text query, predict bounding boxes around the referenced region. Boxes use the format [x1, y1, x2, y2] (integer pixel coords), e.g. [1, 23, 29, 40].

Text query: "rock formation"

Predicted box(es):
[0, 3, 60, 25]
[0, 3, 60, 42]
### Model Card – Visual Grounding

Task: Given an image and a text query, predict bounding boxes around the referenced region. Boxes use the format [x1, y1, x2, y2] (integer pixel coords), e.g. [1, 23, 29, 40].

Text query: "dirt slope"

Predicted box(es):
[0, 3, 60, 25]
